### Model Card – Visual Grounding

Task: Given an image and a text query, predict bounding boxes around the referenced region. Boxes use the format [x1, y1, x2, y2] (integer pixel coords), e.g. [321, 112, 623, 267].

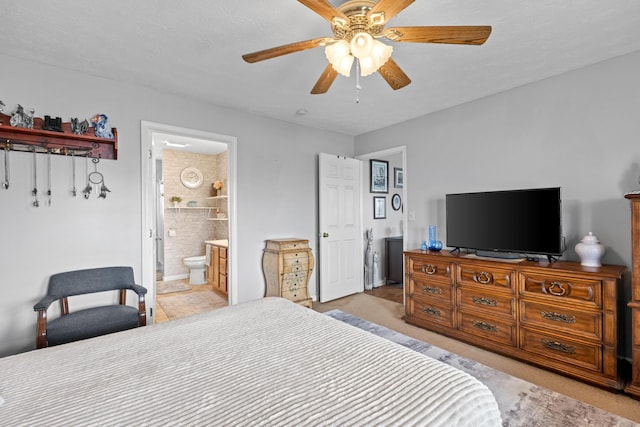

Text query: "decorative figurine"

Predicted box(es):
[9, 104, 34, 129]
[42, 115, 63, 132]
[70, 117, 89, 135]
[364, 228, 374, 290]
[91, 113, 113, 138]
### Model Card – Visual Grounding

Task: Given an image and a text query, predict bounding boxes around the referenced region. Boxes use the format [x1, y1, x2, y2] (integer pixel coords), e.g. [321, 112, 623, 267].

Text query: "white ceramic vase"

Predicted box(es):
[575, 232, 605, 267]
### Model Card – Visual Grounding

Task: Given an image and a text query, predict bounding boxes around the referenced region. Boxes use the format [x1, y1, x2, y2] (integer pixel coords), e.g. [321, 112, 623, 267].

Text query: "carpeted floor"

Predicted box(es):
[327, 309, 638, 427]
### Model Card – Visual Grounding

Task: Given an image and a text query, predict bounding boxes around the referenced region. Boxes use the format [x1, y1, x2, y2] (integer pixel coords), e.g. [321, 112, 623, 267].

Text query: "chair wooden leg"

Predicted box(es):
[36, 310, 47, 349]
[138, 295, 147, 326]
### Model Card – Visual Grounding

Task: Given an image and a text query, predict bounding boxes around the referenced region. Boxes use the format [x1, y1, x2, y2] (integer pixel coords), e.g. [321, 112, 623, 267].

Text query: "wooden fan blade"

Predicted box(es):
[311, 64, 339, 94]
[377, 58, 411, 91]
[298, 0, 349, 22]
[384, 26, 492, 45]
[242, 37, 333, 63]
[368, 0, 415, 24]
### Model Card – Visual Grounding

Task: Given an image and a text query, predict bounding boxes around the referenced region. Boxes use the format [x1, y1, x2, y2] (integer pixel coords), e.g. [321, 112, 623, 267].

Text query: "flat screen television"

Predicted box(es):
[445, 187, 562, 258]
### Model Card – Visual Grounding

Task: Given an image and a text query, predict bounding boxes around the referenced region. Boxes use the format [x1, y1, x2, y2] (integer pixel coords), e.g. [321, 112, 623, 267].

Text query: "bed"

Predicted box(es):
[0, 297, 501, 426]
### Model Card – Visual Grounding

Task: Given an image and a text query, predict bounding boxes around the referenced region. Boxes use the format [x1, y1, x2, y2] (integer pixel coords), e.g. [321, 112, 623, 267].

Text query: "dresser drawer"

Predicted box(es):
[406, 297, 454, 328]
[519, 273, 601, 308]
[407, 256, 453, 284]
[282, 271, 307, 290]
[519, 300, 601, 341]
[281, 288, 307, 302]
[407, 275, 452, 304]
[520, 328, 601, 372]
[457, 311, 516, 346]
[457, 287, 515, 318]
[266, 240, 308, 251]
[457, 264, 514, 292]
[284, 256, 309, 273]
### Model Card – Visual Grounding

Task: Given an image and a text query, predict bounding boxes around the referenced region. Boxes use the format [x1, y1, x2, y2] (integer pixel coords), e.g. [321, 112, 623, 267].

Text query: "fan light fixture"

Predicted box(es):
[324, 31, 392, 78]
[242, 0, 492, 95]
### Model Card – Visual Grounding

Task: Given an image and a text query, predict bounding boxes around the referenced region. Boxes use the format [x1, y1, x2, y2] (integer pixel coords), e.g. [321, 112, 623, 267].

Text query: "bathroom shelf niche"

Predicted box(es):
[0, 112, 118, 159]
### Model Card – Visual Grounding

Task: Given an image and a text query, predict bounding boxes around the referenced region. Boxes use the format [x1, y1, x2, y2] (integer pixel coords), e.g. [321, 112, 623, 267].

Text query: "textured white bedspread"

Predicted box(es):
[0, 297, 501, 426]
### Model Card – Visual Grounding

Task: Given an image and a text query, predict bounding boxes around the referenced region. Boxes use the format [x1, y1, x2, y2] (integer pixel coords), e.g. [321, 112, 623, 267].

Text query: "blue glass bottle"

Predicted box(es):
[427, 225, 443, 251]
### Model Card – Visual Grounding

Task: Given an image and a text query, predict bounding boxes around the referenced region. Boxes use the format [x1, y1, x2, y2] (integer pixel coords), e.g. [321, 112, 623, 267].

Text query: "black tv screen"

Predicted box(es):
[446, 187, 562, 256]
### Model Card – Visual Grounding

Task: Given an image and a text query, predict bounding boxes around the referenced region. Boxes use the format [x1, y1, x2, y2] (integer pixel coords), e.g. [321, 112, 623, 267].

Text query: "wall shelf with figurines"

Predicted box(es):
[0, 105, 118, 160]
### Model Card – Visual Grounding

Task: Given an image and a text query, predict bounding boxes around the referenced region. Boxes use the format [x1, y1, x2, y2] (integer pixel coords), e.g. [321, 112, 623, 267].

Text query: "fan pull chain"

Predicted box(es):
[355, 60, 361, 104]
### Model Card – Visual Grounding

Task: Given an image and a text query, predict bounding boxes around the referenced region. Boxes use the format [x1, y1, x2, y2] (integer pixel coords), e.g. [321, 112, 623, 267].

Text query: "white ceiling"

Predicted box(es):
[1, 1, 640, 136]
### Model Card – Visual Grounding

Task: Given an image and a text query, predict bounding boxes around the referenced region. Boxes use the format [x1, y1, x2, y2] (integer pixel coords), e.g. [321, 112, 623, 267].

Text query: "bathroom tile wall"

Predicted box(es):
[163, 149, 228, 279]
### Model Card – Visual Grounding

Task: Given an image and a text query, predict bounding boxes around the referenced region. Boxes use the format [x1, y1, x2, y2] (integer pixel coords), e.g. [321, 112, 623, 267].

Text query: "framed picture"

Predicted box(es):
[370, 159, 388, 193]
[373, 196, 386, 219]
[394, 167, 403, 188]
[391, 193, 402, 211]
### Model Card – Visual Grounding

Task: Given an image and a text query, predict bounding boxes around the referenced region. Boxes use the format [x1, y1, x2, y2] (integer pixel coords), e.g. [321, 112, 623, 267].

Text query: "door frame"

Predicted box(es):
[140, 121, 238, 321]
[356, 145, 407, 301]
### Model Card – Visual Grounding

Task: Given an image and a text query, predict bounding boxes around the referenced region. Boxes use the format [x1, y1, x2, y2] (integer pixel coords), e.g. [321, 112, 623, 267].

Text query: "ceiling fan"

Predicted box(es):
[242, 0, 492, 94]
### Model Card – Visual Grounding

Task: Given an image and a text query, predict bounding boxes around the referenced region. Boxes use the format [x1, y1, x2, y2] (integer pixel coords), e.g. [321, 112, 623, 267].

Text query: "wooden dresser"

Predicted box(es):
[625, 193, 640, 398]
[404, 250, 625, 390]
[262, 239, 313, 308]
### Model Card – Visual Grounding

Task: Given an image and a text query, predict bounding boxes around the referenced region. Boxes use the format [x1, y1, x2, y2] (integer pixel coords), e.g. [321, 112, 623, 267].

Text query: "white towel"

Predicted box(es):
[206, 244, 212, 266]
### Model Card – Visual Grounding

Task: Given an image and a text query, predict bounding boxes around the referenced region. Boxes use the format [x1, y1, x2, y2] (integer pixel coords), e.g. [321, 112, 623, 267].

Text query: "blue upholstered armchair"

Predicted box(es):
[33, 266, 147, 349]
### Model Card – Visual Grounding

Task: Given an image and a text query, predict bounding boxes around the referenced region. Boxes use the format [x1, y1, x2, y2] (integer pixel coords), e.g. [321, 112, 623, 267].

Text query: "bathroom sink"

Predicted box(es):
[205, 239, 228, 247]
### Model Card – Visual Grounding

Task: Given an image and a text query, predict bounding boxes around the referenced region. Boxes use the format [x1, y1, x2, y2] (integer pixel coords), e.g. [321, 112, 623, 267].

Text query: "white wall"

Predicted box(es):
[0, 54, 353, 356]
[355, 50, 640, 359]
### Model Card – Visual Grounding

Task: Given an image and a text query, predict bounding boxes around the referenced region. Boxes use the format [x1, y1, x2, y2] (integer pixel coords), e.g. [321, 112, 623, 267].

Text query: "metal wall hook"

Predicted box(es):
[2, 140, 10, 189]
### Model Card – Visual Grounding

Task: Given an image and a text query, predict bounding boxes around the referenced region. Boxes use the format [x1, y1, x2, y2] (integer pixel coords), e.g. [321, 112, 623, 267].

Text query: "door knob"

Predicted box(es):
[322, 232, 329, 238]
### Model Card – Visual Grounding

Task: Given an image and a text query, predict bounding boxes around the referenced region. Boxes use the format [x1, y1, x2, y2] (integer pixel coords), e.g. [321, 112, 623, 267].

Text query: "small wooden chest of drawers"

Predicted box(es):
[262, 239, 314, 308]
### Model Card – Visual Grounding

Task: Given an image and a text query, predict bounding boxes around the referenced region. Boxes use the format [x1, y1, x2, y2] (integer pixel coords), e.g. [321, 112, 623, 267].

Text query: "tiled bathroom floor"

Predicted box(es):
[154, 280, 227, 323]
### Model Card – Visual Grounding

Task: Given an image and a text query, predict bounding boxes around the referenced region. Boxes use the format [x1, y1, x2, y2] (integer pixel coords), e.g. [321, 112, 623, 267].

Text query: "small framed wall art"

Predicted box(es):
[370, 159, 388, 193]
[391, 193, 402, 211]
[374, 196, 386, 219]
[394, 167, 403, 188]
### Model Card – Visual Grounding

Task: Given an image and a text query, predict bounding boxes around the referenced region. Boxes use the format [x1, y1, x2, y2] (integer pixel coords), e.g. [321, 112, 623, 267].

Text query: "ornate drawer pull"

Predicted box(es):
[541, 339, 576, 354]
[422, 286, 442, 295]
[422, 264, 437, 275]
[474, 271, 492, 284]
[541, 311, 576, 324]
[472, 296, 498, 307]
[548, 281, 567, 296]
[473, 320, 498, 333]
[421, 306, 441, 317]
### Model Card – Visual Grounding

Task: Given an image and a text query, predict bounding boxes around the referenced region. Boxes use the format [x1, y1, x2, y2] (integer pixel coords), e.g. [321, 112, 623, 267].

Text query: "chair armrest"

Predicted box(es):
[127, 284, 148, 296]
[33, 295, 58, 311]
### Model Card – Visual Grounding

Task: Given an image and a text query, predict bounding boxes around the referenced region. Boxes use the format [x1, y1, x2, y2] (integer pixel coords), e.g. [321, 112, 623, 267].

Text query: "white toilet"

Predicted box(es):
[183, 255, 207, 285]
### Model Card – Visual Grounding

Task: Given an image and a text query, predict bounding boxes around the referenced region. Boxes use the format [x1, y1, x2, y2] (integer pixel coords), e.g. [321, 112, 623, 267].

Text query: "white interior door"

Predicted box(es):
[318, 153, 363, 302]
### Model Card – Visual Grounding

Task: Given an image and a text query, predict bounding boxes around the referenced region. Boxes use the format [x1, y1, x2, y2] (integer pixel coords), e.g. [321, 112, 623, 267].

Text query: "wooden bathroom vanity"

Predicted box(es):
[206, 240, 228, 295]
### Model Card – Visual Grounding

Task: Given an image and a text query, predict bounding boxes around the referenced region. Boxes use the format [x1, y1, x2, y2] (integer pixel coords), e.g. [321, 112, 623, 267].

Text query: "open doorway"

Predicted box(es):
[141, 122, 238, 324]
[356, 146, 407, 305]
